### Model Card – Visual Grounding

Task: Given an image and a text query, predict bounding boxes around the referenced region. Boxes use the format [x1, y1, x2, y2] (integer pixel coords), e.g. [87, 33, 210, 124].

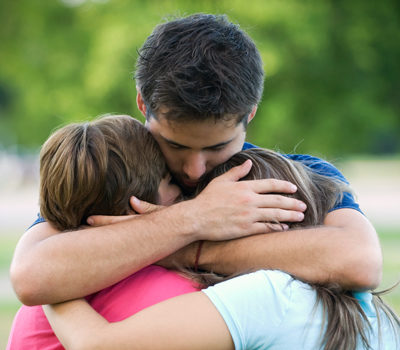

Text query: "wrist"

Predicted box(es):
[194, 240, 218, 271]
[194, 241, 204, 272]
[167, 199, 203, 241]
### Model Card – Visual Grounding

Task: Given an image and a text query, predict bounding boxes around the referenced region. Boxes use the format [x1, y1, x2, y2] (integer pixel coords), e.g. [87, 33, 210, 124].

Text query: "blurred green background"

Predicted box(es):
[1, 0, 399, 156]
[0, 0, 399, 347]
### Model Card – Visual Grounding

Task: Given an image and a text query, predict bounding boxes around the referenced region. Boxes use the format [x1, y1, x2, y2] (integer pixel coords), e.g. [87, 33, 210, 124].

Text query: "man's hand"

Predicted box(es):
[182, 160, 306, 241]
[87, 197, 164, 226]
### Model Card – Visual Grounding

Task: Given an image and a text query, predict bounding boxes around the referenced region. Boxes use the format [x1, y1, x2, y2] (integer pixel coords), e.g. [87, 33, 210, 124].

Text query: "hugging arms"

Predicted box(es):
[11, 169, 380, 305]
[31, 119, 397, 349]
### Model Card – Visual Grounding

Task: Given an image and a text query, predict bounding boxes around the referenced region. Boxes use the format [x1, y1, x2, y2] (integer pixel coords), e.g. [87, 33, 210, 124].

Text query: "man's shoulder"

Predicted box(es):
[242, 142, 257, 150]
[242, 143, 344, 181]
[284, 154, 345, 179]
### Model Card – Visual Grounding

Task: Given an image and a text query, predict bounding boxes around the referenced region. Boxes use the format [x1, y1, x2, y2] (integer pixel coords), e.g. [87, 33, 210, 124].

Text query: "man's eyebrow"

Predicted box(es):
[160, 136, 189, 149]
[203, 139, 234, 149]
[161, 135, 234, 150]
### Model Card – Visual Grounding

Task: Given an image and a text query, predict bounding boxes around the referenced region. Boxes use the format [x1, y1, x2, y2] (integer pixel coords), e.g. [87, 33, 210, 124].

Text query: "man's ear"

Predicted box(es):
[136, 90, 147, 117]
[247, 105, 257, 123]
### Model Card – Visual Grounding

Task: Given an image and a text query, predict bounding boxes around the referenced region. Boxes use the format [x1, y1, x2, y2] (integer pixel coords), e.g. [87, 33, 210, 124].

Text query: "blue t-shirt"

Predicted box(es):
[242, 142, 360, 213]
[203, 270, 398, 349]
[31, 143, 360, 227]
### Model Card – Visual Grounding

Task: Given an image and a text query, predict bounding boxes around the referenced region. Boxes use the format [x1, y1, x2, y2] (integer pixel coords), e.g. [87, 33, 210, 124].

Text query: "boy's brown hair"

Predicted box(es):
[39, 114, 167, 231]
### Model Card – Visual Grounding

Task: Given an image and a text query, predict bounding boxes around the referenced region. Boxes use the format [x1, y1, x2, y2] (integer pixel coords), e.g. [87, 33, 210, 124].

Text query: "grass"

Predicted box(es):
[0, 232, 20, 347]
[0, 235, 19, 271]
[377, 229, 400, 313]
[0, 229, 399, 348]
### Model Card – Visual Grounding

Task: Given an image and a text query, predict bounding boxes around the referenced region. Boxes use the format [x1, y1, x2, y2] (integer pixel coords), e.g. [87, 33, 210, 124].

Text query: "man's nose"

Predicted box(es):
[183, 153, 207, 180]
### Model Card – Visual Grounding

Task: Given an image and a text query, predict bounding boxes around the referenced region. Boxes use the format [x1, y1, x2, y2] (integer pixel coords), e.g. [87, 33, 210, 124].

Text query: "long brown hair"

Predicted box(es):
[39, 114, 167, 231]
[193, 148, 400, 350]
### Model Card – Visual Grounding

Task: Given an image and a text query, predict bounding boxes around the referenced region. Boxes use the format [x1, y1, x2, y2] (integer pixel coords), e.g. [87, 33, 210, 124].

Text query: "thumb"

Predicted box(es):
[130, 196, 163, 214]
[213, 159, 252, 182]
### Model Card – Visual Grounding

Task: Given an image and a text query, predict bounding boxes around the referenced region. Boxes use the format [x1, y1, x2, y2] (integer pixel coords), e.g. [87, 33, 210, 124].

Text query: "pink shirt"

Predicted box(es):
[7, 265, 199, 349]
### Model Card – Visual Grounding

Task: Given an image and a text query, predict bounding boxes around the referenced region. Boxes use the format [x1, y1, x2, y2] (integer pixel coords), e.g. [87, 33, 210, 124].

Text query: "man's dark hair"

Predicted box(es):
[135, 13, 264, 124]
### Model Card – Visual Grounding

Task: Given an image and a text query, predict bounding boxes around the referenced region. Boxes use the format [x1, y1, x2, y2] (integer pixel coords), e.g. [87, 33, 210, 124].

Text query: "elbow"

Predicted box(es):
[10, 261, 47, 306]
[359, 255, 383, 290]
[350, 263, 382, 291]
[357, 241, 383, 290]
[338, 225, 383, 291]
[342, 248, 383, 291]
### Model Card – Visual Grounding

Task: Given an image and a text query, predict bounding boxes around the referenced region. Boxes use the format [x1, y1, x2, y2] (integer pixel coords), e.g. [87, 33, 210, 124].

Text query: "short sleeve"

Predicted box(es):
[202, 270, 294, 350]
[285, 154, 361, 213]
[27, 213, 46, 230]
[242, 142, 257, 150]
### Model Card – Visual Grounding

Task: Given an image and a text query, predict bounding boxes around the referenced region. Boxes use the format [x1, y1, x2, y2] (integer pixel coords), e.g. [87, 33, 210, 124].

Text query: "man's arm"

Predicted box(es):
[162, 209, 382, 290]
[11, 209, 194, 306]
[10, 161, 306, 305]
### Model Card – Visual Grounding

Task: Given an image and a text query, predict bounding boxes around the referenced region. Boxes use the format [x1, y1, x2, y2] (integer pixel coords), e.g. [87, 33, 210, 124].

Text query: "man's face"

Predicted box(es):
[146, 115, 246, 193]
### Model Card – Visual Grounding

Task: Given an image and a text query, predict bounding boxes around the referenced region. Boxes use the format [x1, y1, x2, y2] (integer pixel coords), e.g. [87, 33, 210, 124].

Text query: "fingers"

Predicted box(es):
[254, 193, 307, 212]
[250, 220, 294, 235]
[212, 159, 252, 182]
[229, 206, 304, 238]
[246, 178, 298, 194]
[264, 223, 289, 232]
[130, 197, 164, 214]
[256, 207, 305, 223]
[240, 179, 307, 212]
[86, 198, 163, 226]
[86, 214, 133, 227]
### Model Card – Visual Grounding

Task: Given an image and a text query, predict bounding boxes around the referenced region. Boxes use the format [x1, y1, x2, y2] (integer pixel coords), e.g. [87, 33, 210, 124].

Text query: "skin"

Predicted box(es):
[44, 292, 234, 350]
[157, 173, 182, 206]
[9, 93, 382, 305]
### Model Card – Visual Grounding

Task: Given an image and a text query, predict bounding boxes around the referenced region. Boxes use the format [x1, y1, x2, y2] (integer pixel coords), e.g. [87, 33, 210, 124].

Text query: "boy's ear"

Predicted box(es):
[136, 90, 147, 117]
[247, 105, 257, 123]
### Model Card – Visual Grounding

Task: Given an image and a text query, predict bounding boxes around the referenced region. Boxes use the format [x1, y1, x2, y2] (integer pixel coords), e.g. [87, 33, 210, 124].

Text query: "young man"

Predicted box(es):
[10, 14, 381, 307]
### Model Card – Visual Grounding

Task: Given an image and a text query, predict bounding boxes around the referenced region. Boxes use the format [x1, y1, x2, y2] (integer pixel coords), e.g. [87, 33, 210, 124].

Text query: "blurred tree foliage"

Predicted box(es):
[0, 0, 399, 157]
